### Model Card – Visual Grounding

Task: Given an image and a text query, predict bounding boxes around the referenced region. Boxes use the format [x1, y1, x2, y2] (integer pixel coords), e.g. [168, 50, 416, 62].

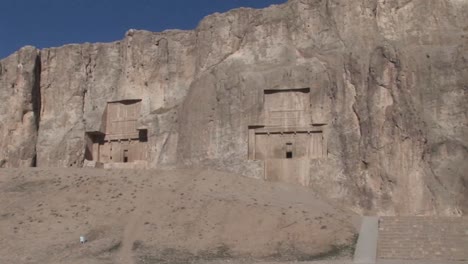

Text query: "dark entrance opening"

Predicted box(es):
[123, 150, 129, 163]
[286, 143, 293, 159]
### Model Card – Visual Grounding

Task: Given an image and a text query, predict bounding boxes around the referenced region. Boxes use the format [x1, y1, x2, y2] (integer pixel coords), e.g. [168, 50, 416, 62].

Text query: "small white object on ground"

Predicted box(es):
[80, 236, 87, 244]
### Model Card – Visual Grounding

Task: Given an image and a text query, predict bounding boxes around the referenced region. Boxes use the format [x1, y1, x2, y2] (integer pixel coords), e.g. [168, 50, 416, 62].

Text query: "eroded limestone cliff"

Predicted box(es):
[1, 0, 467, 215]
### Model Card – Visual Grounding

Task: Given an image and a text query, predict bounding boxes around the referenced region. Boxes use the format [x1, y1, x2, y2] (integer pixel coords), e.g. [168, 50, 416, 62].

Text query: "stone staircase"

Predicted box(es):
[377, 216, 468, 261]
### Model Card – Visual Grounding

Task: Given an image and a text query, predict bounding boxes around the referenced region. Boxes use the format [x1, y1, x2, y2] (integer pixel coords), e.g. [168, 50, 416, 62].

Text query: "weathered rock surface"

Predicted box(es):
[0, 0, 467, 215]
[0, 46, 41, 168]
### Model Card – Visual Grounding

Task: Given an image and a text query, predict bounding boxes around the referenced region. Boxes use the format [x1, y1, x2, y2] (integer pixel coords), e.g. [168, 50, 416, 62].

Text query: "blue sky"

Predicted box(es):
[0, 0, 287, 59]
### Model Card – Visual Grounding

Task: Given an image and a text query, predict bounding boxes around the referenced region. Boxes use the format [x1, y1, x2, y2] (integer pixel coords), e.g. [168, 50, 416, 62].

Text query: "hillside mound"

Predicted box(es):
[0, 168, 358, 264]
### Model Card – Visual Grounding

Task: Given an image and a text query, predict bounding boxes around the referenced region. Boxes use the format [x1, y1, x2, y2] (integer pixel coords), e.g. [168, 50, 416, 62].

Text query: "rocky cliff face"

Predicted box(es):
[1, 0, 467, 216]
[0, 47, 41, 168]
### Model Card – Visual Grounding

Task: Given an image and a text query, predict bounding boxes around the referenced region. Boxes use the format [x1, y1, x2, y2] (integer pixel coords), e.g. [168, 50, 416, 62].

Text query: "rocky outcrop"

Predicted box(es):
[0, 46, 41, 168]
[1, 0, 467, 215]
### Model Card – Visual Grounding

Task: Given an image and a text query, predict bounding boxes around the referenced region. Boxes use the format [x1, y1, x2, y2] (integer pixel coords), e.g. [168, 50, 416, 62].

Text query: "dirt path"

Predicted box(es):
[116, 169, 203, 264]
[116, 187, 149, 264]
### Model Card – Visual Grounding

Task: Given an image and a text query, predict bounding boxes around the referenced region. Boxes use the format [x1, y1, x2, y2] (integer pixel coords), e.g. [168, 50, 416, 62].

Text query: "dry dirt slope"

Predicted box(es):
[0, 168, 358, 264]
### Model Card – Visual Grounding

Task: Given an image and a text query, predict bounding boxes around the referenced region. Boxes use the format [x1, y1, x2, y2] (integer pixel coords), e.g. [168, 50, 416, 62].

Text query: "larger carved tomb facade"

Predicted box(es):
[85, 99, 148, 167]
[248, 88, 327, 186]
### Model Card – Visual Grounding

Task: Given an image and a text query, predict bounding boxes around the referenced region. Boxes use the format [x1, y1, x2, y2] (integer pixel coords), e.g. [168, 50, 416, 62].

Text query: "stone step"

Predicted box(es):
[377, 216, 468, 261]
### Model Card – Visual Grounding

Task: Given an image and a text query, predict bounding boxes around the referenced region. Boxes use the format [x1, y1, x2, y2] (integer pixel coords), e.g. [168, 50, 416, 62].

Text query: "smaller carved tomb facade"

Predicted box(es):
[85, 99, 148, 164]
[248, 87, 326, 161]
